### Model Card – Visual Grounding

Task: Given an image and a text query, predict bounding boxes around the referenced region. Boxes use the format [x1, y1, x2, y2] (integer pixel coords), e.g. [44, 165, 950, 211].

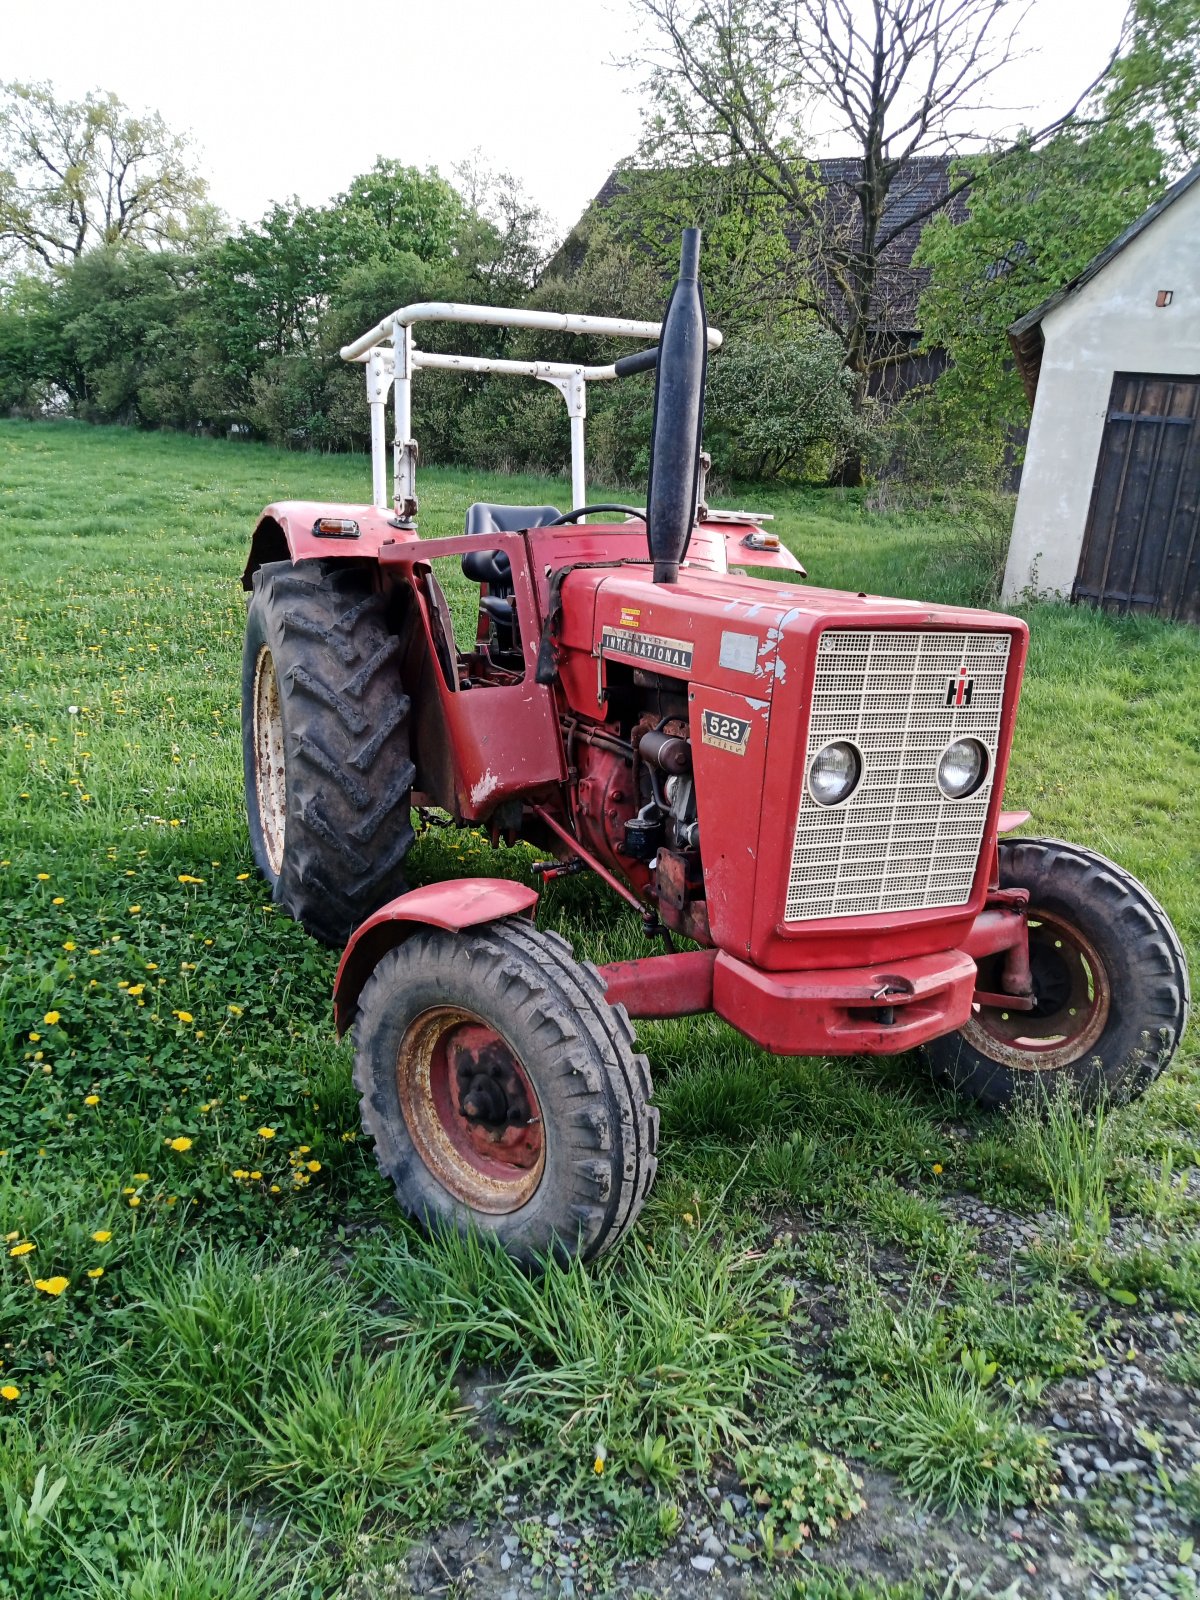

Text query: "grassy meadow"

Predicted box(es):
[1, 418, 1199, 1598]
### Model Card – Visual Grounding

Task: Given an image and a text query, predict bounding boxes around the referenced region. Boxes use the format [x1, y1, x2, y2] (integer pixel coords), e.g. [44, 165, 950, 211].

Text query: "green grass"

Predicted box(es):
[1, 418, 1198, 1593]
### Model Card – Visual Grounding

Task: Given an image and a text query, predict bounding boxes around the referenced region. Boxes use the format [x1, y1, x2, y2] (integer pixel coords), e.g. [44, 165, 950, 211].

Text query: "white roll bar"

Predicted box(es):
[340, 301, 723, 521]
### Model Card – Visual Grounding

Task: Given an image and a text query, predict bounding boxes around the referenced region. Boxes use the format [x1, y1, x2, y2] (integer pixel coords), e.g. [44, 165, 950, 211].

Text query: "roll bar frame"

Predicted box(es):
[340, 302, 723, 524]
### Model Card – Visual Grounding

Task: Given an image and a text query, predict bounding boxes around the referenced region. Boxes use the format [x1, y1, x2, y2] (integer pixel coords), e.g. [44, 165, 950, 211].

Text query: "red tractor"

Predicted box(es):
[240, 232, 1189, 1263]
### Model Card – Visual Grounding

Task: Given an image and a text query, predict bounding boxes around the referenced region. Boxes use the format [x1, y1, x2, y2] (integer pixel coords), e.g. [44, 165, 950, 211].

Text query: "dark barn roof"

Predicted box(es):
[1008, 161, 1200, 405]
[561, 154, 969, 336]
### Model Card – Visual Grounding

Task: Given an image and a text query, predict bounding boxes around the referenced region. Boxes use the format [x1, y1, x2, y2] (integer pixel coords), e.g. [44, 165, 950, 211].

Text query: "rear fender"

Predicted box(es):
[333, 878, 539, 1035]
[242, 501, 419, 589]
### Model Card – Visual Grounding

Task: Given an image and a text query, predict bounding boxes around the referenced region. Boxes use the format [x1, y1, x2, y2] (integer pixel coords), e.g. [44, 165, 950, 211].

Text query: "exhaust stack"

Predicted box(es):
[646, 229, 708, 584]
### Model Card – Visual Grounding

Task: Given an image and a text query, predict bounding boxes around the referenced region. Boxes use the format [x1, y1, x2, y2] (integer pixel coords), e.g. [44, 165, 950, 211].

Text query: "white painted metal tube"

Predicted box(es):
[341, 301, 723, 362]
[408, 351, 619, 382]
[369, 401, 387, 509]
[570, 414, 586, 508]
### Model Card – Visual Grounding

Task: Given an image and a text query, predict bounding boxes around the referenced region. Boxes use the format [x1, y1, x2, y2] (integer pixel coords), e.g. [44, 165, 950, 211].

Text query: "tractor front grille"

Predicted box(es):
[785, 629, 1011, 922]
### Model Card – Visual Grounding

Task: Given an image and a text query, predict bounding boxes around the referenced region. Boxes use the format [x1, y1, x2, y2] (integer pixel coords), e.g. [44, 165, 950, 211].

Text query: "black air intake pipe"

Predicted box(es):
[646, 229, 707, 583]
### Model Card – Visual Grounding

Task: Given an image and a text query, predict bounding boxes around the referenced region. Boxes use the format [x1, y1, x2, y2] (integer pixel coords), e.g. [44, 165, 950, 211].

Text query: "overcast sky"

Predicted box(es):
[4, 0, 1128, 238]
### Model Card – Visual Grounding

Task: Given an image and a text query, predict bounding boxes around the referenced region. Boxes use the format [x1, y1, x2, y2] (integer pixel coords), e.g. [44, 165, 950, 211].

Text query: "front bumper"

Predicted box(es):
[711, 946, 978, 1056]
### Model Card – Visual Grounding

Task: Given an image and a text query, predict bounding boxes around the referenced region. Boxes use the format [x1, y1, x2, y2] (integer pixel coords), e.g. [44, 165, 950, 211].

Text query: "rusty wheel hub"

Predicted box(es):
[252, 645, 287, 876]
[965, 910, 1111, 1071]
[395, 1008, 545, 1213]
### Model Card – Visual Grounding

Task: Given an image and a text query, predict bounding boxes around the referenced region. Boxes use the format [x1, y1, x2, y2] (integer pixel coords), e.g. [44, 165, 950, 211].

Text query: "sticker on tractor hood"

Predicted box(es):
[600, 625, 693, 671]
[700, 710, 752, 754]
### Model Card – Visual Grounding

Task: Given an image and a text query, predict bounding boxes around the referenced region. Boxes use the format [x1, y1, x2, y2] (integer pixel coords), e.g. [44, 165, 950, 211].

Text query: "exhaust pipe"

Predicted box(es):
[646, 229, 707, 584]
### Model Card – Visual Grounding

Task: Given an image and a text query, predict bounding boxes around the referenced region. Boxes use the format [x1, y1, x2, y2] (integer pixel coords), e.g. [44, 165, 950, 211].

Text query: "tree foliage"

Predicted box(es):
[914, 0, 1199, 457]
[623, 0, 1095, 394]
[0, 81, 213, 276]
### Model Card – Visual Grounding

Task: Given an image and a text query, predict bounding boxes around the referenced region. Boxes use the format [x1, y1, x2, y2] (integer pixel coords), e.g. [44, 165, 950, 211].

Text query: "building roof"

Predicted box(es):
[556, 154, 969, 336]
[1008, 160, 1200, 405]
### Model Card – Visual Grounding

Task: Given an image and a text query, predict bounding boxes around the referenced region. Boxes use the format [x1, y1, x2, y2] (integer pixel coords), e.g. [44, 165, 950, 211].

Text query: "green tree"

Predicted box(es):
[0, 81, 214, 276]
[914, 0, 1200, 457]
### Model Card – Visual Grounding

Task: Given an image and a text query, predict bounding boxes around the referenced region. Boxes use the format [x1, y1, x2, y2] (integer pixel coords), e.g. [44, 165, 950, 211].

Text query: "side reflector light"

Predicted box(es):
[312, 517, 360, 538]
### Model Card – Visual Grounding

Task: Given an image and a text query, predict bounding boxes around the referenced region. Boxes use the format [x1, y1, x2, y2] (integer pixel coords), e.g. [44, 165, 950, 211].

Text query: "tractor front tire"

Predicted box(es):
[352, 919, 658, 1264]
[926, 838, 1189, 1110]
[242, 559, 415, 946]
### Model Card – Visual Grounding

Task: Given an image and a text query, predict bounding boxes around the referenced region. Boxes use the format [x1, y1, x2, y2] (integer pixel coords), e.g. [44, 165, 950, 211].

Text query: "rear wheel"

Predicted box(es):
[352, 919, 658, 1264]
[926, 838, 1189, 1109]
[242, 559, 415, 946]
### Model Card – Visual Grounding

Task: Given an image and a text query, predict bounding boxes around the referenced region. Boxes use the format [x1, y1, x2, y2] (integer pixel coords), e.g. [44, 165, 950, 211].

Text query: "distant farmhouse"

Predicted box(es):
[1004, 162, 1200, 621]
[552, 156, 968, 401]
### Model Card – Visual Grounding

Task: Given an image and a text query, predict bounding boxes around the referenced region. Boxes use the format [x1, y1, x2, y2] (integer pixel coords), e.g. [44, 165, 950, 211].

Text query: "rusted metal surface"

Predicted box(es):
[1076, 373, 1200, 623]
[395, 1007, 544, 1213]
[961, 908, 1112, 1071]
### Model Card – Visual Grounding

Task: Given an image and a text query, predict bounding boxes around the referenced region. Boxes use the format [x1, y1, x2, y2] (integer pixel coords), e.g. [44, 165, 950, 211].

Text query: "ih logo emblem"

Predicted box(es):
[946, 668, 974, 708]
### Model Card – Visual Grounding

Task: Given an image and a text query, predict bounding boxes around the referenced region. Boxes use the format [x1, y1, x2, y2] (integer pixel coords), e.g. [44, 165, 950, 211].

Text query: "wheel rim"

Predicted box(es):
[963, 909, 1112, 1071]
[395, 1007, 545, 1214]
[252, 645, 287, 877]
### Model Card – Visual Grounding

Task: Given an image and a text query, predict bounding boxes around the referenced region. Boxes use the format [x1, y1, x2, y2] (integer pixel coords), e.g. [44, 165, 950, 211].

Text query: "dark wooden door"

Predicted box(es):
[1075, 372, 1200, 623]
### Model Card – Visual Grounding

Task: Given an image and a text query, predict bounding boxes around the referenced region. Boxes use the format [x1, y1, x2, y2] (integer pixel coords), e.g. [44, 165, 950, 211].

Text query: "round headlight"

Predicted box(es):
[937, 738, 988, 799]
[808, 740, 862, 806]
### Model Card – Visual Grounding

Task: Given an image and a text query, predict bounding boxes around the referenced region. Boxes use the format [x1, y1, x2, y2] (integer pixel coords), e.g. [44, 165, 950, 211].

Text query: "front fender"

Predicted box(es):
[242, 501, 420, 590]
[333, 878, 539, 1035]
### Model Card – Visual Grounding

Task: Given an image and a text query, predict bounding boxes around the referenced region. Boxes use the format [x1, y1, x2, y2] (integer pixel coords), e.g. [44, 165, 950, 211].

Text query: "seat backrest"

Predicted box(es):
[464, 503, 561, 536]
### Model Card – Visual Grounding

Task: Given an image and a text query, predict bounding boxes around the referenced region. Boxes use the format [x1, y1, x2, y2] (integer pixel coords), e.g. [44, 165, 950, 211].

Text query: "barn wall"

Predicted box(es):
[1002, 183, 1200, 601]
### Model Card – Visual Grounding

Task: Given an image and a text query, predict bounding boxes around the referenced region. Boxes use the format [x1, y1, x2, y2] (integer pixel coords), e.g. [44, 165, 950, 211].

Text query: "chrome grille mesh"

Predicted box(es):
[785, 630, 1011, 921]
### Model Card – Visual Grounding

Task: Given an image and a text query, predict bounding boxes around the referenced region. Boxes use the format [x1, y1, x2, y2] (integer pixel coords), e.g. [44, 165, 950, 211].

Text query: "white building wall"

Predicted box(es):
[1002, 182, 1200, 601]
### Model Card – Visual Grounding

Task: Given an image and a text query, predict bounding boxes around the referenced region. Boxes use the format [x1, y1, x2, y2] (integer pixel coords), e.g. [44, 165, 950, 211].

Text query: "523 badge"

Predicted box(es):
[700, 709, 752, 754]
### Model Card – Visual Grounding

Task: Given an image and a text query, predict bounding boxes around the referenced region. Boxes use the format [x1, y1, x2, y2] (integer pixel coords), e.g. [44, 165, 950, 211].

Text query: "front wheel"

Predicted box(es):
[926, 838, 1189, 1109]
[352, 919, 658, 1264]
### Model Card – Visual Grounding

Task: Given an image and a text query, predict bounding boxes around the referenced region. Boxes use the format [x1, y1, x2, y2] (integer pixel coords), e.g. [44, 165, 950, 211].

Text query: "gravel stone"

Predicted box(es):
[690, 1556, 716, 1574]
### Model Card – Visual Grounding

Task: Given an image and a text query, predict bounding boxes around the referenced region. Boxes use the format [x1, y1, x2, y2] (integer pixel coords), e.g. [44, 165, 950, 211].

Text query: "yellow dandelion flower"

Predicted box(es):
[128, 1196, 140, 1208]
[43, 1011, 61, 1026]
[84, 1094, 99, 1107]
[232, 1169, 249, 1180]
[34, 1276, 69, 1296]
[51, 896, 65, 905]
[36, 873, 50, 881]
[269, 1184, 280, 1193]
[177, 874, 204, 885]
[227, 1003, 243, 1016]
[129, 905, 140, 914]
[236, 872, 250, 880]
[88, 948, 101, 955]
[298, 1145, 311, 1155]
[932, 1163, 944, 1175]
[28, 1032, 40, 1042]
[63, 941, 76, 952]
[133, 1173, 148, 1181]
[167, 1137, 193, 1153]
[306, 1160, 321, 1173]
[87, 1267, 104, 1280]
[257, 1127, 276, 1140]
[92, 1230, 112, 1243]
[8, 1242, 35, 1258]
[173, 1011, 193, 1024]
[249, 1170, 262, 1181]
[122, 1186, 135, 1195]
[1, 1384, 19, 1401]
[4, 1232, 17, 1242]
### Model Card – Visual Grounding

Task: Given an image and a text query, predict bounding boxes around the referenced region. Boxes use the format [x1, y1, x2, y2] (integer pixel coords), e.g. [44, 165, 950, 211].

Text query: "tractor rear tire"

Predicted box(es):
[352, 919, 658, 1264]
[926, 838, 1189, 1110]
[242, 559, 415, 946]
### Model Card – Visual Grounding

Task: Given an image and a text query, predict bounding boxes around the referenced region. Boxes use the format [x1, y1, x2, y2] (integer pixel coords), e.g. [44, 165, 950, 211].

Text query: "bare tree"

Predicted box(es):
[628, 0, 1117, 400]
[0, 81, 214, 276]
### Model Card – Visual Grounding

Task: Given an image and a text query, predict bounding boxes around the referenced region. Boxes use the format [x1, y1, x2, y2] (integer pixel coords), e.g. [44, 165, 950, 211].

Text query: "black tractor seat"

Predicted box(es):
[464, 502, 561, 537]
[461, 505, 561, 652]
